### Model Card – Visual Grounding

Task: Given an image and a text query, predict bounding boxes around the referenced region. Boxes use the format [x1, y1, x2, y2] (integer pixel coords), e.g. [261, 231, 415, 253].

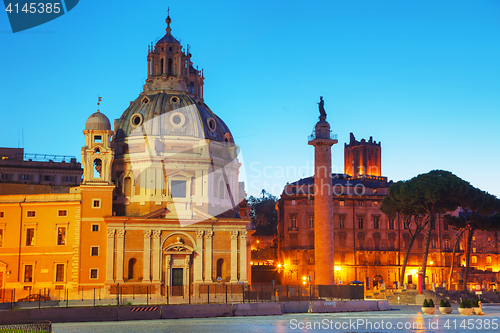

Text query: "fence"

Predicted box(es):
[0, 284, 364, 309]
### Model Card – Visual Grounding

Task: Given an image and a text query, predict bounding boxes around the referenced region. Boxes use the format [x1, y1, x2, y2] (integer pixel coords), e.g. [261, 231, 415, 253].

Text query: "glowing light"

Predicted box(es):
[303, 281, 306, 285]
[250, 262, 253, 265]
[302, 276, 307, 281]
[278, 264, 282, 268]
[334, 266, 341, 271]
[430, 261, 434, 265]
[257, 240, 259, 243]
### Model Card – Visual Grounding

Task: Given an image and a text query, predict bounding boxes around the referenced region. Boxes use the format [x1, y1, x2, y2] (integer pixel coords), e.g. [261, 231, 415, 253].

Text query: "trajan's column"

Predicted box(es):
[308, 97, 338, 285]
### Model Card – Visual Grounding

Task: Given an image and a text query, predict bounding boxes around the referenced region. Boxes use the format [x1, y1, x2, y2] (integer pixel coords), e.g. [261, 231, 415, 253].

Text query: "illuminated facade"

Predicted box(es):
[277, 134, 500, 289]
[0, 14, 251, 298]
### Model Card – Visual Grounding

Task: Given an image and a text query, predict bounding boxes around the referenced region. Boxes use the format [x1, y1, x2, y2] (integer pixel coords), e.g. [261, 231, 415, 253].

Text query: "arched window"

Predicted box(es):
[168, 58, 173, 75]
[160, 58, 164, 74]
[219, 179, 226, 199]
[189, 82, 195, 94]
[128, 258, 136, 280]
[93, 159, 102, 179]
[123, 177, 131, 197]
[216, 258, 226, 281]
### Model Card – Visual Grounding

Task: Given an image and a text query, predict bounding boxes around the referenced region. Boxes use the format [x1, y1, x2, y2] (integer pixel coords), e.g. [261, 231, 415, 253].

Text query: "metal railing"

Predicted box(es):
[0, 283, 364, 309]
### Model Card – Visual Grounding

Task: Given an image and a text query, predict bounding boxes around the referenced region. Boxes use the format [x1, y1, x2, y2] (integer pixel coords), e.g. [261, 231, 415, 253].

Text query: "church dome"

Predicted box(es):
[113, 92, 233, 143]
[85, 111, 111, 131]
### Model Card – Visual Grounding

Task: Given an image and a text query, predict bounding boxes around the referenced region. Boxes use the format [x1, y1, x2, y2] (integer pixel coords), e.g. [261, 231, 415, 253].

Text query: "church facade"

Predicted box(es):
[0, 15, 251, 299]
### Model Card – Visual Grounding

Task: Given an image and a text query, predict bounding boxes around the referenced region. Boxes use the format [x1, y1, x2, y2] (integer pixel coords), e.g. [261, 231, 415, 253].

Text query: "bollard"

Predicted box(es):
[93, 288, 95, 308]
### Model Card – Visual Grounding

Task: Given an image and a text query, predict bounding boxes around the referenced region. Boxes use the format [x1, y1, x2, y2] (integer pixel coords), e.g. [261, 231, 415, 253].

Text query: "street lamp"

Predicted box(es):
[308, 275, 312, 302]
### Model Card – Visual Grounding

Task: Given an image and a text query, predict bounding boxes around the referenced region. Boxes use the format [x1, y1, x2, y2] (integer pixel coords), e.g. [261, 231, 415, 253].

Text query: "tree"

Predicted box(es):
[444, 186, 500, 290]
[381, 180, 427, 286]
[409, 170, 469, 290]
[247, 190, 278, 235]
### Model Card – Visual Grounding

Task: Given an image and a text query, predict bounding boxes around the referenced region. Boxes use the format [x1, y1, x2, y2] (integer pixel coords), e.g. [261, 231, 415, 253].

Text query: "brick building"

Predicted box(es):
[277, 134, 500, 290]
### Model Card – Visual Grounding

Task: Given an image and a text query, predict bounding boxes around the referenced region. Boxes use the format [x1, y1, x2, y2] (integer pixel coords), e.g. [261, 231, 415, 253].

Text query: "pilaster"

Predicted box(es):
[194, 230, 204, 283]
[106, 228, 115, 283]
[239, 230, 248, 283]
[204, 230, 213, 282]
[152, 230, 161, 283]
[116, 228, 125, 283]
[143, 230, 151, 283]
[230, 231, 238, 283]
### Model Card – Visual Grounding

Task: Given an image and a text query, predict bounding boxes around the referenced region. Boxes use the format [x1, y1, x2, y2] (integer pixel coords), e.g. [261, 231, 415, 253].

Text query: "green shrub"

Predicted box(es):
[459, 300, 466, 308]
[429, 299, 435, 307]
[445, 300, 451, 307]
[440, 299, 446, 307]
[423, 299, 429, 307]
[472, 299, 479, 307]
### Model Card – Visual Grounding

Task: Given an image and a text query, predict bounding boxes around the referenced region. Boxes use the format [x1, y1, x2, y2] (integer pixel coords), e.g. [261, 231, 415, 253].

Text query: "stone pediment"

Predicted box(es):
[163, 237, 194, 254]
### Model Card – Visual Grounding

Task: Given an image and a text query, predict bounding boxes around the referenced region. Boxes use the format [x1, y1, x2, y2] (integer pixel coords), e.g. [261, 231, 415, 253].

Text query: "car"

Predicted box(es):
[17, 294, 51, 302]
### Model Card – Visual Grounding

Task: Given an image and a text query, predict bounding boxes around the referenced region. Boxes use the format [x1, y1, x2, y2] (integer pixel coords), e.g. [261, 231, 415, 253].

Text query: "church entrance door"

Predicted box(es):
[172, 268, 183, 296]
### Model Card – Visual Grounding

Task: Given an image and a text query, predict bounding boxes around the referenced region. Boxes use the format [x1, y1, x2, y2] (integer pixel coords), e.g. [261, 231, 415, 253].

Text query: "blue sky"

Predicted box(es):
[1, 0, 499, 198]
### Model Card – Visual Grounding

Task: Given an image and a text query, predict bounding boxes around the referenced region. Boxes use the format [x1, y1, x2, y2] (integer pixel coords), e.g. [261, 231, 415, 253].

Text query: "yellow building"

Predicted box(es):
[0, 14, 251, 300]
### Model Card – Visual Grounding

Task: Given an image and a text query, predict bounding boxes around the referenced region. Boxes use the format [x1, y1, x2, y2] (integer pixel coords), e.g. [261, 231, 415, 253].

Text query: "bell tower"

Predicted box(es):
[81, 105, 114, 185]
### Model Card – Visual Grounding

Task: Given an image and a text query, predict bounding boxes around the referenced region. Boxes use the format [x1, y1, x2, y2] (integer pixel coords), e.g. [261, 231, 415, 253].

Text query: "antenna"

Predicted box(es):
[22, 119, 24, 148]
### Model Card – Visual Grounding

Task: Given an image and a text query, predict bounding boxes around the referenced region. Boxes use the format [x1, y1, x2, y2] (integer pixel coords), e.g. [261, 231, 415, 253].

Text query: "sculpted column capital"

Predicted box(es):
[107, 228, 115, 238]
[196, 230, 205, 239]
[231, 230, 239, 239]
[152, 230, 161, 238]
[205, 230, 213, 238]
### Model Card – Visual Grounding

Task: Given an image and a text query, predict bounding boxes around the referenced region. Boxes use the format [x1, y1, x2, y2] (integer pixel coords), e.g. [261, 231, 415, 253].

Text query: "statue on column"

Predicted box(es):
[318, 96, 326, 118]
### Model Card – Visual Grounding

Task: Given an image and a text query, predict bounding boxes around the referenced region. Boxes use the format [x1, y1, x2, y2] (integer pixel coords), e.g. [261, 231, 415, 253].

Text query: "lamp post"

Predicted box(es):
[308, 275, 312, 302]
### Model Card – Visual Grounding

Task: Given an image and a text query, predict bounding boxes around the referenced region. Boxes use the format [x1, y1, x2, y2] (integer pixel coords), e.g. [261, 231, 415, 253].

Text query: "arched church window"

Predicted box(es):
[168, 58, 173, 75]
[123, 177, 131, 197]
[160, 58, 164, 74]
[219, 179, 226, 199]
[189, 82, 195, 94]
[93, 159, 102, 178]
[128, 258, 136, 280]
[216, 258, 226, 281]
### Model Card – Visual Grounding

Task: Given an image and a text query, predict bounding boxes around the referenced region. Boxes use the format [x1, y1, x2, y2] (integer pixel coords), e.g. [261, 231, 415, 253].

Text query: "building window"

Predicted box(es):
[20, 174, 30, 181]
[58, 210, 67, 217]
[171, 180, 187, 198]
[24, 265, 33, 282]
[291, 200, 296, 206]
[389, 219, 394, 230]
[0, 212, 3, 218]
[90, 269, 98, 279]
[94, 135, 102, 143]
[1, 174, 9, 179]
[43, 175, 51, 182]
[444, 239, 450, 250]
[0, 229, 3, 247]
[189, 82, 195, 94]
[91, 224, 99, 232]
[472, 247, 476, 253]
[63, 176, 75, 182]
[358, 201, 363, 207]
[373, 216, 380, 229]
[55, 264, 64, 282]
[57, 227, 66, 245]
[431, 238, 436, 249]
[472, 256, 477, 264]
[339, 200, 345, 207]
[291, 216, 297, 228]
[308, 215, 314, 228]
[91, 246, 99, 256]
[339, 216, 345, 229]
[472, 236, 475, 241]
[27, 211, 35, 217]
[26, 228, 35, 246]
[443, 221, 448, 230]
[93, 199, 101, 208]
[357, 217, 364, 229]
[373, 201, 378, 206]
[487, 256, 492, 264]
